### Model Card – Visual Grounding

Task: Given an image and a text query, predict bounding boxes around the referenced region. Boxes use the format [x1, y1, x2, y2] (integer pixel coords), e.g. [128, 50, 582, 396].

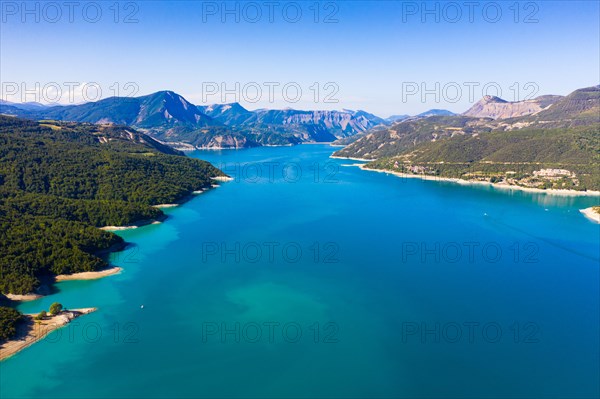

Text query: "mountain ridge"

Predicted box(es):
[334, 85, 599, 160]
[333, 85, 600, 192]
[0, 92, 386, 148]
[463, 94, 564, 119]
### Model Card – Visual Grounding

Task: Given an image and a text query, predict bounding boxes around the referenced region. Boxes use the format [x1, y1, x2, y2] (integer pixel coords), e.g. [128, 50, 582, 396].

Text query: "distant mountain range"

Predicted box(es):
[7, 85, 595, 160]
[0, 99, 46, 111]
[0, 92, 390, 149]
[416, 109, 455, 118]
[383, 109, 455, 124]
[385, 114, 410, 123]
[0, 91, 459, 149]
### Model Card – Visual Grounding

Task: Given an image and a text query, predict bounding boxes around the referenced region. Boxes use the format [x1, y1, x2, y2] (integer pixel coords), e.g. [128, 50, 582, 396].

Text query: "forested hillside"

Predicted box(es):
[366, 125, 600, 191]
[335, 86, 600, 191]
[0, 116, 224, 295]
[333, 116, 493, 159]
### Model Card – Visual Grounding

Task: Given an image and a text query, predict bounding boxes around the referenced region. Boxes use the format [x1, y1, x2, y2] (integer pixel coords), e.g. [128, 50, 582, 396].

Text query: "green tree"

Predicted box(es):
[0, 307, 22, 341]
[49, 303, 63, 315]
[34, 310, 47, 320]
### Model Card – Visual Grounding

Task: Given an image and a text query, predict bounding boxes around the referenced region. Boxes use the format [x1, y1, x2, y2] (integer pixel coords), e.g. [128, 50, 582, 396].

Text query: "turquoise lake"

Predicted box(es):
[2, 144, 599, 398]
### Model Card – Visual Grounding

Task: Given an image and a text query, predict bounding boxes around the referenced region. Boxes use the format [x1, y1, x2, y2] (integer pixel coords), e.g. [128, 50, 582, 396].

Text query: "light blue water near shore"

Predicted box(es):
[2, 145, 599, 398]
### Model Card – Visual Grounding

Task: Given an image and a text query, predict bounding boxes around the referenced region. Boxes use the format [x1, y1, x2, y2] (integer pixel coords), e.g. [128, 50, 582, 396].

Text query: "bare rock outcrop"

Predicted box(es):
[463, 95, 563, 119]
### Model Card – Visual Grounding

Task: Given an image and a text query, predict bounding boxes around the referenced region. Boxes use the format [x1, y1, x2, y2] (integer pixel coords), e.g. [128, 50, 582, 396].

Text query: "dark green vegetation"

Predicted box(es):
[524, 86, 600, 126]
[1, 216, 123, 295]
[367, 125, 600, 191]
[34, 310, 47, 321]
[0, 306, 22, 341]
[0, 116, 223, 295]
[49, 303, 63, 315]
[336, 86, 600, 191]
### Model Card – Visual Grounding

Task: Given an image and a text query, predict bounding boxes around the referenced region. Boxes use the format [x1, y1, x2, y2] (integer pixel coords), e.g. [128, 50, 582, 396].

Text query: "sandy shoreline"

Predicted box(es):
[211, 176, 234, 182]
[100, 220, 162, 231]
[358, 164, 600, 197]
[55, 267, 122, 282]
[580, 207, 600, 223]
[187, 146, 241, 151]
[0, 308, 96, 361]
[3, 267, 124, 301]
[4, 293, 43, 302]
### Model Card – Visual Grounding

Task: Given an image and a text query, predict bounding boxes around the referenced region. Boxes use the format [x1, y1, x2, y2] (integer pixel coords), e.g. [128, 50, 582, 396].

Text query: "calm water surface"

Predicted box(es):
[2, 145, 599, 398]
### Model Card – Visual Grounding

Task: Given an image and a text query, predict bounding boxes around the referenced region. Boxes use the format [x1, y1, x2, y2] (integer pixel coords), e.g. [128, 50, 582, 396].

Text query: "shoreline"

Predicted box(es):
[189, 143, 301, 150]
[4, 293, 43, 302]
[2, 173, 232, 360]
[580, 207, 600, 223]
[100, 220, 162, 231]
[100, 213, 167, 231]
[185, 146, 245, 151]
[211, 176, 234, 182]
[55, 266, 123, 282]
[3, 177, 234, 359]
[357, 164, 600, 197]
[154, 140, 342, 151]
[0, 308, 96, 361]
[3, 267, 124, 302]
[330, 155, 374, 162]
[134, 180, 230, 213]
[100, 185, 222, 229]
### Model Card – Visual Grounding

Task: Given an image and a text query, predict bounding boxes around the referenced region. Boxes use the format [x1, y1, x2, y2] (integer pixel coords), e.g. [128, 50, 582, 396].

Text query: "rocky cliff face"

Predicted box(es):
[197, 102, 386, 139]
[197, 103, 256, 126]
[463, 95, 563, 119]
[251, 109, 385, 138]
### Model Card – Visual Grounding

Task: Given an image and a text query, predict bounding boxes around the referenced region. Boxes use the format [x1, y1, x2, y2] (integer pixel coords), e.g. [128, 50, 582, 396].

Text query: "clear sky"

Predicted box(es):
[1, 0, 598, 116]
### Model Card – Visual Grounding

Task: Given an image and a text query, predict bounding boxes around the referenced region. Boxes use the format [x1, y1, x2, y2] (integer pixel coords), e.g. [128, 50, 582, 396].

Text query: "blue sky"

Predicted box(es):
[1, 0, 598, 116]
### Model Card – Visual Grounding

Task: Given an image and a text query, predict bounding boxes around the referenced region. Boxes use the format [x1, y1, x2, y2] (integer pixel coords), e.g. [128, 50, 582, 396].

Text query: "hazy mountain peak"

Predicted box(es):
[416, 109, 455, 118]
[386, 114, 409, 122]
[482, 95, 507, 103]
[463, 94, 562, 119]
